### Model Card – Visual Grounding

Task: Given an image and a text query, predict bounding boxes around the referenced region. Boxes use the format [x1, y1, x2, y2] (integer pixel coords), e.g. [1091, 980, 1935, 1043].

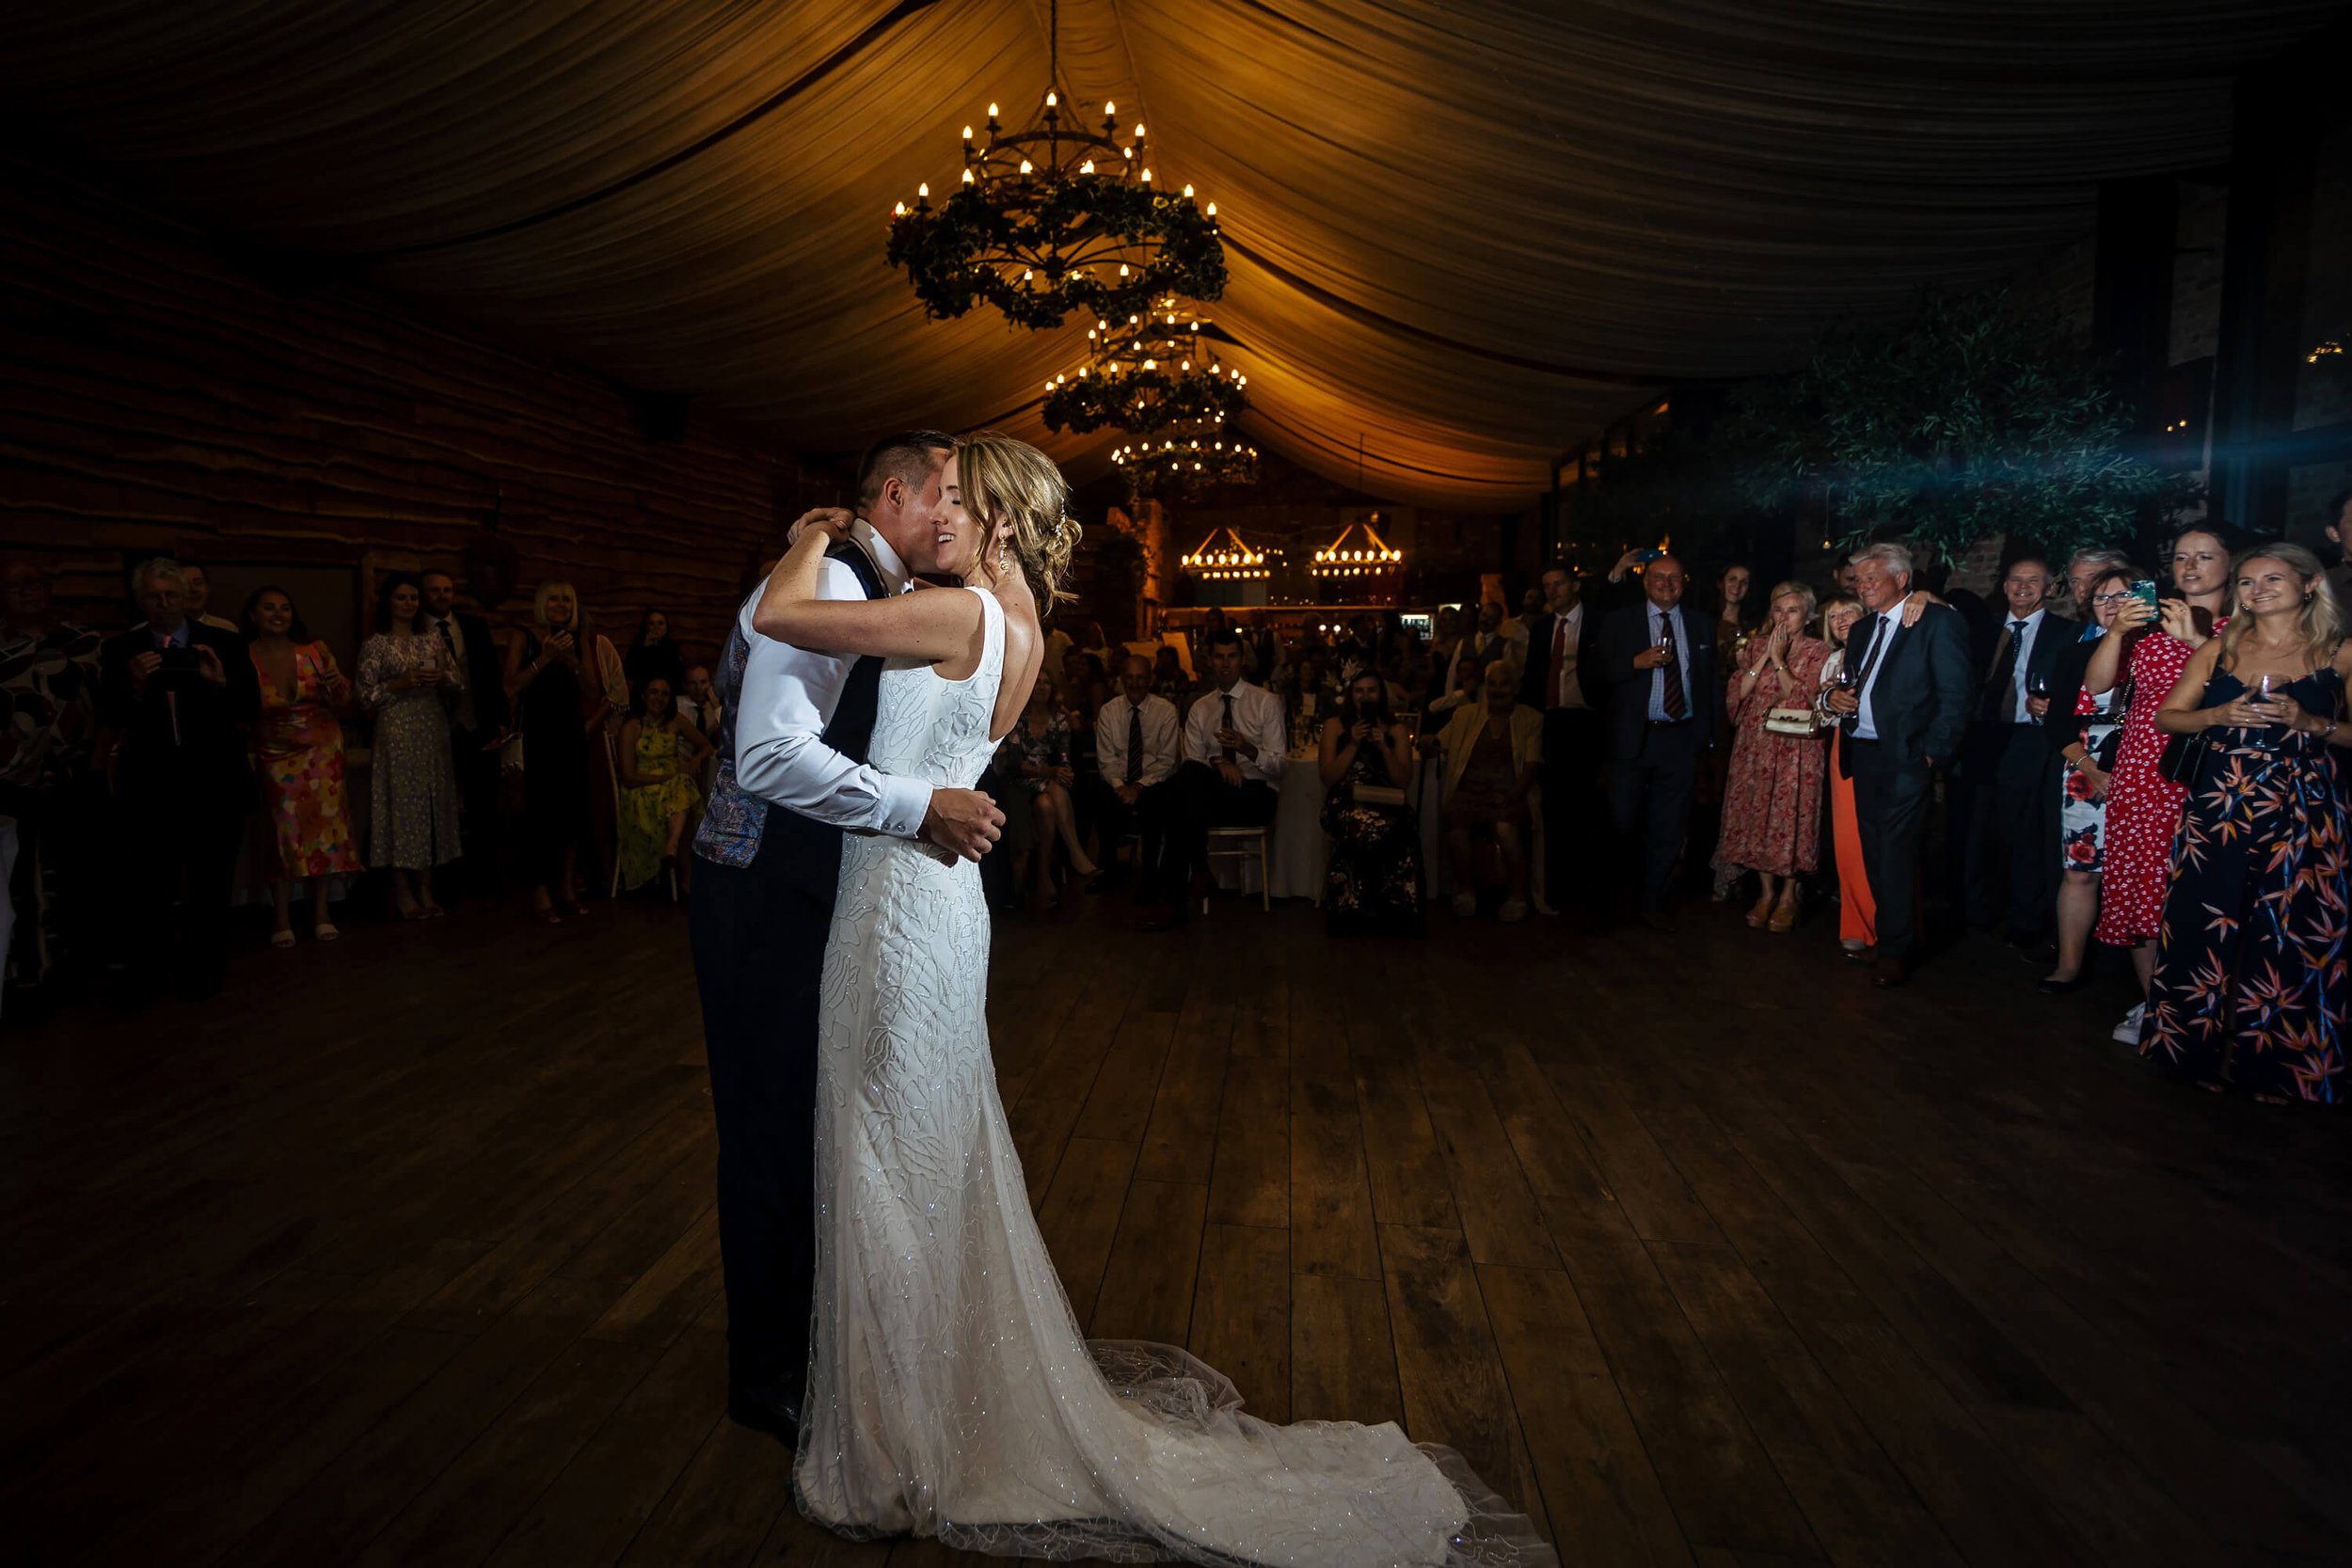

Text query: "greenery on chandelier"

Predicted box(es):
[1726, 285, 2197, 564]
[1041, 358, 1247, 436]
[887, 181, 1227, 332]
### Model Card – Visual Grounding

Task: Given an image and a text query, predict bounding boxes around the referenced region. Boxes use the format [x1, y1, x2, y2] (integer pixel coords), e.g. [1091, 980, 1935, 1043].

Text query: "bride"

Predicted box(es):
[754, 433, 1552, 1566]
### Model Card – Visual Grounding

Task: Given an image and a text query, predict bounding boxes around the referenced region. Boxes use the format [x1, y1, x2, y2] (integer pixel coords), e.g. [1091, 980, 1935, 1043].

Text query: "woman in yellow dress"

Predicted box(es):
[615, 673, 712, 894]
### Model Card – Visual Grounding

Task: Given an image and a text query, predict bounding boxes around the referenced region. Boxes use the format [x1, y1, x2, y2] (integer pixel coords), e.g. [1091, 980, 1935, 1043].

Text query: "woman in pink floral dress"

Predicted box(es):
[1718, 581, 1829, 933]
[244, 586, 360, 945]
[2087, 527, 2233, 1043]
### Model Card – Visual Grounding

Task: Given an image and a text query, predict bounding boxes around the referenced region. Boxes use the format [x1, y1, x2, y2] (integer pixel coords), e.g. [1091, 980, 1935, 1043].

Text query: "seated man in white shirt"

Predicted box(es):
[1141, 627, 1287, 929]
[1093, 653, 1181, 898]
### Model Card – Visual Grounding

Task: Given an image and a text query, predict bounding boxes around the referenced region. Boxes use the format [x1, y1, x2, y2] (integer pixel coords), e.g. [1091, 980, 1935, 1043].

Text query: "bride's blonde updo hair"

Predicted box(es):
[957, 431, 1078, 613]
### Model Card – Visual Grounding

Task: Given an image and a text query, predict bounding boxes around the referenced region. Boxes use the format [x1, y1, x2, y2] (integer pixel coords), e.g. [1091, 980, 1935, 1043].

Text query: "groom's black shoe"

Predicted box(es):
[727, 1378, 803, 1449]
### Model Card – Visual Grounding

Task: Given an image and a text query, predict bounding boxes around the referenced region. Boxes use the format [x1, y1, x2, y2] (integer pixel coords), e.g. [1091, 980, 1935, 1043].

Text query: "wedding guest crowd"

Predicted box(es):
[28, 503, 2352, 1115]
[0, 546, 744, 1014]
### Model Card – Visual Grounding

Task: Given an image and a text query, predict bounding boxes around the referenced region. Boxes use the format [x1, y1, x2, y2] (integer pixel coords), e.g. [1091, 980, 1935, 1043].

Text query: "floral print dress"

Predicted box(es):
[1715, 636, 1829, 878]
[359, 632, 462, 870]
[1322, 729, 1422, 935]
[618, 721, 699, 891]
[250, 641, 361, 878]
[2142, 665, 2346, 1102]
[1000, 708, 1073, 798]
[2057, 683, 2122, 874]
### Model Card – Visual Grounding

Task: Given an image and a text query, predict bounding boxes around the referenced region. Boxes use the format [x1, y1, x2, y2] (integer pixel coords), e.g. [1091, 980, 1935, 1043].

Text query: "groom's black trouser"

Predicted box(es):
[690, 838, 827, 1395]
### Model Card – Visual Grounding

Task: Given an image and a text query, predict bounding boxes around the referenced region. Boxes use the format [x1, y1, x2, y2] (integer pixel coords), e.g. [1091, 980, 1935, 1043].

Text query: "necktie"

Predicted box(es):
[1124, 704, 1144, 784]
[1220, 694, 1238, 762]
[1658, 612, 1688, 721]
[1548, 617, 1566, 708]
[1984, 619, 2025, 721]
[435, 617, 463, 686]
[1845, 614, 1891, 729]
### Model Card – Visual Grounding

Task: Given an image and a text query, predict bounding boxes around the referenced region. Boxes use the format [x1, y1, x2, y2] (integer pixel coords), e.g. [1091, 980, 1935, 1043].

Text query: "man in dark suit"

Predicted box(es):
[689, 432, 1004, 1446]
[1599, 553, 1715, 930]
[421, 568, 511, 895]
[1960, 557, 2074, 947]
[96, 557, 261, 1006]
[1517, 564, 1607, 916]
[1827, 542, 1973, 987]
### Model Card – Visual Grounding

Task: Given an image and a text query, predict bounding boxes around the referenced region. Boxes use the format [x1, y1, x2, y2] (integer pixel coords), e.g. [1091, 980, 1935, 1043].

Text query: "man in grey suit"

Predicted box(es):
[1825, 542, 1971, 988]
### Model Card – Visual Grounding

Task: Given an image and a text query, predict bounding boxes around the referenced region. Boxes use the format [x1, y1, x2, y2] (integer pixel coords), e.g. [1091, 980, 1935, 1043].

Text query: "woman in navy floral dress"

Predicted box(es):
[2143, 545, 2351, 1103]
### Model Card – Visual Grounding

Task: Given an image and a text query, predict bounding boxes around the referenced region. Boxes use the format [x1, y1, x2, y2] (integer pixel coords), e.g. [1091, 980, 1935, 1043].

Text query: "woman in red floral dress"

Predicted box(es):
[1718, 582, 1829, 933]
[2087, 527, 2234, 1043]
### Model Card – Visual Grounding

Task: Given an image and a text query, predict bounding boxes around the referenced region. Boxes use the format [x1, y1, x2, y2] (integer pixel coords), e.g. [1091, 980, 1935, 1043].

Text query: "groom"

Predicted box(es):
[690, 429, 1006, 1446]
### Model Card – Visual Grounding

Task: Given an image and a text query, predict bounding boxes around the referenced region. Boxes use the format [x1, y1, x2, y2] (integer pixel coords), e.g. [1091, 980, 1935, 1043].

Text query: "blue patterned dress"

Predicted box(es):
[2142, 666, 2348, 1102]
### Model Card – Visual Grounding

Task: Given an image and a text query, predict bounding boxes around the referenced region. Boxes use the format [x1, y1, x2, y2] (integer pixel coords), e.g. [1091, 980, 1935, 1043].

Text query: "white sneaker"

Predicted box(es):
[1498, 899, 1528, 923]
[2110, 1002, 2145, 1045]
[1451, 892, 1478, 918]
[1840, 937, 1867, 953]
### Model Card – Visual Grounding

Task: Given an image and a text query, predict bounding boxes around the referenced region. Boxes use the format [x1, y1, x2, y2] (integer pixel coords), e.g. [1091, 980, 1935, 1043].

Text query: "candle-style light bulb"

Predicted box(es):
[1104, 101, 1116, 115]
[988, 103, 999, 118]
[917, 182, 929, 198]
[962, 125, 975, 141]
[1184, 184, 1195, 198]
[1206, 201, 1217, 216]
[1045, 90, 1057, 107]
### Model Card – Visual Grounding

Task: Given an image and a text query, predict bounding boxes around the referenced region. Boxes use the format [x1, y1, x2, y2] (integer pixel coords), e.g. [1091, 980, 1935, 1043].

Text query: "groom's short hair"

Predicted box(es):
[856, 429, 956, 506]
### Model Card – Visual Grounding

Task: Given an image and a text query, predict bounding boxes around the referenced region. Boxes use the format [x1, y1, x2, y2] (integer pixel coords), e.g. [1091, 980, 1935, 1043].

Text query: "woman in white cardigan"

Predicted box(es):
[1422, 658, 1544, 920]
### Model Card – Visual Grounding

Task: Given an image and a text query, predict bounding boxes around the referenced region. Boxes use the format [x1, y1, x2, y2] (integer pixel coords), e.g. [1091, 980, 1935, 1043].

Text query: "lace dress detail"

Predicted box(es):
[796, 586, 1551, 1564]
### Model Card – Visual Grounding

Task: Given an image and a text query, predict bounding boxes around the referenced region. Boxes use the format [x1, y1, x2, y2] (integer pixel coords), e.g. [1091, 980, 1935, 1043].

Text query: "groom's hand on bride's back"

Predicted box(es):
[922, 787, 1005, 862]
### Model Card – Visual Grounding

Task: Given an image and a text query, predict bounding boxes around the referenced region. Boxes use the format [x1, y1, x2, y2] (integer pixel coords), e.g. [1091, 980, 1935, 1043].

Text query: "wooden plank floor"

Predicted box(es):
[8, 893, 2352, 1567]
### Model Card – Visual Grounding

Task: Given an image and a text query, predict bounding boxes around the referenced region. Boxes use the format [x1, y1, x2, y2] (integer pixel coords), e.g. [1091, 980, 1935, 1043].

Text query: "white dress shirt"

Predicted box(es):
[1851, 608, 1902, 741]
[1182, 678, 1286, 783]
[1096, 691, 1181, 788]
[732, 519, 931, 837]
[1545, 602, 1588, 710]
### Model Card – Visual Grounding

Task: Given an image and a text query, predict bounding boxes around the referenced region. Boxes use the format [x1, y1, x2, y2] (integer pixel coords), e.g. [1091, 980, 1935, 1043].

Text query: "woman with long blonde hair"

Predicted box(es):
[749, 433, 1549, 1564]
[2143, 542, 2352, 1101]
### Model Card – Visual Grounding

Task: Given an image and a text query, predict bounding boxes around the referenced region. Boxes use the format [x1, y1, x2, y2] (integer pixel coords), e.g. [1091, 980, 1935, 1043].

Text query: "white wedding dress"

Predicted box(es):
[794, 586, 1553, 1566]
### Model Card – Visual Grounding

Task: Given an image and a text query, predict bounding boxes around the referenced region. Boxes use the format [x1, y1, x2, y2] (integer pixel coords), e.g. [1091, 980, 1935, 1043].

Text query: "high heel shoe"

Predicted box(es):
[1769, 896, 1800, 934]
[1745, 893, 1774, 928]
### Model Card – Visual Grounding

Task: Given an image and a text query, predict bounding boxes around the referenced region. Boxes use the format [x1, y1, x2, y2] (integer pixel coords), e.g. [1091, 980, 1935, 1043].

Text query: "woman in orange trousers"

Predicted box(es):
[1819, 599, 1877, 952]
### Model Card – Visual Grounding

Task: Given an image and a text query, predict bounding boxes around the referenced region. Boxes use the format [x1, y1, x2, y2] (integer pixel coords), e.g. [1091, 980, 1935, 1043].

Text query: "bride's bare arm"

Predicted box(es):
[751, 520, 983, 665]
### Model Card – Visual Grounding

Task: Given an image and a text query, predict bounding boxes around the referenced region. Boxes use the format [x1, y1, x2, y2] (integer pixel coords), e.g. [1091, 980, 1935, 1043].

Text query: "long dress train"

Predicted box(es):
[795, 586, 1551, 1565]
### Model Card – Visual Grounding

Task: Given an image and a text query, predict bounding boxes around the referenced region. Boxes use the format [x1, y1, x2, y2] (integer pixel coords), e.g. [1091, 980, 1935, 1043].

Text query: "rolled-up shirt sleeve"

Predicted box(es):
[731, 562, 932, 837]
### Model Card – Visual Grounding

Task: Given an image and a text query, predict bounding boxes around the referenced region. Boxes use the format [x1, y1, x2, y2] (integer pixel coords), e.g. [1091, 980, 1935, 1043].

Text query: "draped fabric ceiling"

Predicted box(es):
[7, 1, 2344, 509]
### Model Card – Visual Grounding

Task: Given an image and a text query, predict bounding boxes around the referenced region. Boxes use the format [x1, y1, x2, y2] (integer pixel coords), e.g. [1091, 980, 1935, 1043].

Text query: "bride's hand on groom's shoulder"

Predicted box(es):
[787, 508, 856, 549]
